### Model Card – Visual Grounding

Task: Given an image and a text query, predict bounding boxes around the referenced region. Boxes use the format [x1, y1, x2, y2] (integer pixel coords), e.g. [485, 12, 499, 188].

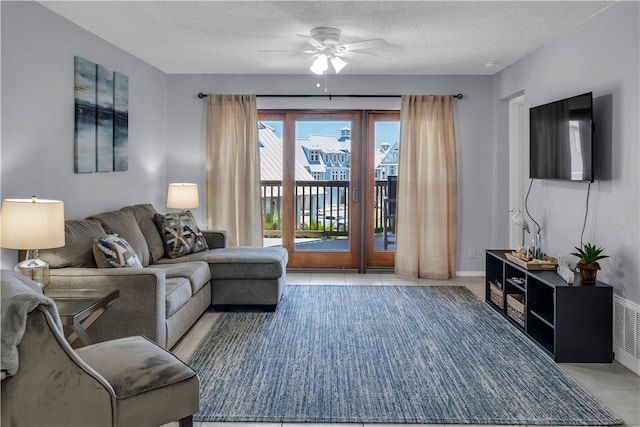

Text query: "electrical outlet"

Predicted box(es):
[468, 247, 476, 258]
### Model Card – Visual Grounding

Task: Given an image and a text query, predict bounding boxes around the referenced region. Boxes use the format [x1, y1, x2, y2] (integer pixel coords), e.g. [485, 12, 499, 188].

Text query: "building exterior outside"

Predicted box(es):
[259, 122, 398, 233]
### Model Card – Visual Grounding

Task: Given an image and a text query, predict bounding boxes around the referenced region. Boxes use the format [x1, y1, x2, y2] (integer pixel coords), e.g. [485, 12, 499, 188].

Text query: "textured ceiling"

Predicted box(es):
[40, 1, 614, 75]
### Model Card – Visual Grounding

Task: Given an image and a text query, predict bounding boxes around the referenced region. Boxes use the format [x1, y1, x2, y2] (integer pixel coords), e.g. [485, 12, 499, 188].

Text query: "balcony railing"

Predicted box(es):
[261, 180, 391, 238]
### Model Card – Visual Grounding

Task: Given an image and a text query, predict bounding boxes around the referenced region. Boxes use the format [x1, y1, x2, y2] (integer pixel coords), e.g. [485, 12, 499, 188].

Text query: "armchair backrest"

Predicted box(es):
[1, 272, 117, 427]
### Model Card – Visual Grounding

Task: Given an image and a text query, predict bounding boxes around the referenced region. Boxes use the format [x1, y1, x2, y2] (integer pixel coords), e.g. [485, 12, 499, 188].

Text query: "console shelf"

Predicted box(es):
[485, 250, 613, 363]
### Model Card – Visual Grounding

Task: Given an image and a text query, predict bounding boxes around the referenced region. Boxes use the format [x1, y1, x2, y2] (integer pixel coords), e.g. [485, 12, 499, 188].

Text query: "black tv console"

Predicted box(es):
[486, 250, 613, 363]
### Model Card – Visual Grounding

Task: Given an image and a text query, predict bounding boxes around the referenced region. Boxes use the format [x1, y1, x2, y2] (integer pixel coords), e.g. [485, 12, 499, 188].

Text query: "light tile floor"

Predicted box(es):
[166, 273, 640, 427]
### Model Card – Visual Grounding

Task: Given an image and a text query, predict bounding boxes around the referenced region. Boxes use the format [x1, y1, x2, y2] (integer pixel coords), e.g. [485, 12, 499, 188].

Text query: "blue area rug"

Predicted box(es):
[188, 285, 622, 424]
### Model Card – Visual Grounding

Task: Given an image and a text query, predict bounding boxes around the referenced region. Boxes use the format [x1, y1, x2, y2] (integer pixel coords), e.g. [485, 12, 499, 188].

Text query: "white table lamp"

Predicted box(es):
[167, 183, 199, 212]
[0, 196, 65, 289]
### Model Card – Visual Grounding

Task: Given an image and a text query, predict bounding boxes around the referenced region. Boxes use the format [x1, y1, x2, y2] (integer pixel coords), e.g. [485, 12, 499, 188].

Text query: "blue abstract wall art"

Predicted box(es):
[74, 57, 128, 173]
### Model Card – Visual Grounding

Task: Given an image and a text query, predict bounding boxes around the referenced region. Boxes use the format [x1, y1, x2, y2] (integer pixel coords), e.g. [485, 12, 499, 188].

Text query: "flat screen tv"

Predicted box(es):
[529, 92, 593, 182]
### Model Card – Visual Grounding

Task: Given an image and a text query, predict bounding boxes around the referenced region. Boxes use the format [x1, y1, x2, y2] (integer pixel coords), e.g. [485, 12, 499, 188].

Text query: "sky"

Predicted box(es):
[263, 120, 400, 148]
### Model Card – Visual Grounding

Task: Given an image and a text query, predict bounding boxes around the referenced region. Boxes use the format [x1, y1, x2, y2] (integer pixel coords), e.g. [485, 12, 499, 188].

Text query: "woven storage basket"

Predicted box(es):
[507, 293, 526, 327]
[489, 283, 504, 309]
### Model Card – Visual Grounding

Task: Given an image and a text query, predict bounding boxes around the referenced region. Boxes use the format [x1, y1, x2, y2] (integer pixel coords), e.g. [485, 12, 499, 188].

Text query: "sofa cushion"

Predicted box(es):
[39, 219, 107, 268]
[88, 210, 151, 267]
[157, 246, 287, 280]
[93, 234, 143, 268]
[154, 211, 208, 259]
[164, 277, 193, 317]
[121, 204, 165, 264]
[151, 262, 210, 294]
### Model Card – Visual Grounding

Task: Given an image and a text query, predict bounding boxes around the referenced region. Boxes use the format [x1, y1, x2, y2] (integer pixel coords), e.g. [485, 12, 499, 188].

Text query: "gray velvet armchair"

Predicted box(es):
[1, 270, 199, 426]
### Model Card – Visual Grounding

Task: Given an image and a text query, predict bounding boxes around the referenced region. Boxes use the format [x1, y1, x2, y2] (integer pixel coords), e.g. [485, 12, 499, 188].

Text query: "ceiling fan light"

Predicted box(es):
[330, 56, 347, 73]
[310, 54, 329, 75]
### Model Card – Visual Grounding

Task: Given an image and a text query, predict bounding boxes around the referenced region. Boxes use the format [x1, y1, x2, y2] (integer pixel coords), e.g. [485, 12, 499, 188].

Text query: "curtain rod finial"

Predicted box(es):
[198, 93, 206, 99]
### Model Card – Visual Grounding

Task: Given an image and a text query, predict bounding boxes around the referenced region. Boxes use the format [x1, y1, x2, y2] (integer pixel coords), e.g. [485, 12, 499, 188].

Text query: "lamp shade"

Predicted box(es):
[330, 56, 347, 73]
[167, 183, 199, 210]
[310, 54, 329, 75]
[0, 197, 65, 250]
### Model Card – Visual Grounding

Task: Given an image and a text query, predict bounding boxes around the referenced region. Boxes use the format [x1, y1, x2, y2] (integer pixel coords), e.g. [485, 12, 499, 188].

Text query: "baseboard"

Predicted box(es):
[456, 271, 485, 277]
[287, 268, 486, 277]
[614, 348, 640, 376]
[287, 268, 360, 274]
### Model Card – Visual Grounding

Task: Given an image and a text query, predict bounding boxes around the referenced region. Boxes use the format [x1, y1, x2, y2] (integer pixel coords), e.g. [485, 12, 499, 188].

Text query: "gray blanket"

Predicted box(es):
[1, 270, 62, 379]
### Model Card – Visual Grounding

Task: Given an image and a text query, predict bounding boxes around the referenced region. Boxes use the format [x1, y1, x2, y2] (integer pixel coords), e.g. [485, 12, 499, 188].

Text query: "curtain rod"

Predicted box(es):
[197, 93, 463, 100]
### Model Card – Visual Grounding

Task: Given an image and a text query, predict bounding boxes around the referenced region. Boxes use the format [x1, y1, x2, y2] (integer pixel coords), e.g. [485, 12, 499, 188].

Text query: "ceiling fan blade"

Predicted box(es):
[339, 38, 386, 52]
[297, 34, 325, 50]
[259, 49, 316, 54]
[341, 50, 378, 58]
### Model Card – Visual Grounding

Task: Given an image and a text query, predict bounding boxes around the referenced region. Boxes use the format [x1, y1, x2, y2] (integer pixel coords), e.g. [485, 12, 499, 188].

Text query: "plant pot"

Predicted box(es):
[578, 266, 599, 284]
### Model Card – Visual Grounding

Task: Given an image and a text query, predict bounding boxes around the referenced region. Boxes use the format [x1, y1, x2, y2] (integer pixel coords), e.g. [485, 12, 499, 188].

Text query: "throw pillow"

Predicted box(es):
[88, 210, 151, 267]
[93, 234, 143, 268]
[154, 211, 209, 259]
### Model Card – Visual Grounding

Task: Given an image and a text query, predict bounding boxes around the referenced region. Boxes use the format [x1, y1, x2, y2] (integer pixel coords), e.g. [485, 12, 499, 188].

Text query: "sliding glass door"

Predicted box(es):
[259, 111, 362, 269]
[258, 110, 399, 271]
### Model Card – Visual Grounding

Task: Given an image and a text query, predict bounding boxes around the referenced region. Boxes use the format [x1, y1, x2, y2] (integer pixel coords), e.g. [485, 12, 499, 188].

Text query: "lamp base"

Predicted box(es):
[15, 250, 50, 290]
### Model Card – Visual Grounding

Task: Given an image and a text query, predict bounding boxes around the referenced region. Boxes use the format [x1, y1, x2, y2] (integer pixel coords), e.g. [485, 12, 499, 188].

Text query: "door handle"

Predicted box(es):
[353, 188, 359, 202]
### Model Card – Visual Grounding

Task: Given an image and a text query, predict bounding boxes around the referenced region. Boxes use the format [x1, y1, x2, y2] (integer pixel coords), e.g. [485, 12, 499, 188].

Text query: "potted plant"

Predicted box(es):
[571, 243, 609, 284]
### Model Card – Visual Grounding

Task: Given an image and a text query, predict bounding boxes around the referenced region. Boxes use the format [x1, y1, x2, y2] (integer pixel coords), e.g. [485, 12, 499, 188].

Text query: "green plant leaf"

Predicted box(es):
[571, 242, 609, 264]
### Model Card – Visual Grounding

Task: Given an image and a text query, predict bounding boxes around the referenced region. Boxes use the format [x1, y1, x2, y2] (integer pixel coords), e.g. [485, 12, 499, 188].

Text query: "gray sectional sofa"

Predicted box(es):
[39, 204, 288, 349]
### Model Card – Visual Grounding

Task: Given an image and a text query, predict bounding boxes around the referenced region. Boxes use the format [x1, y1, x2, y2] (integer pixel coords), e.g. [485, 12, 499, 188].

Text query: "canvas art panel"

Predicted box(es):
[114, 72, 129, 171]
[97, 64, 114, 172]
[74, 57, 97, 173]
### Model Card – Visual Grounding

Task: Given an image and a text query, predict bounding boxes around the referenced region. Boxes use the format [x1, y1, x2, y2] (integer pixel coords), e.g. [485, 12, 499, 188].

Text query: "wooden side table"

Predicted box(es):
[45, 288, 119, 346]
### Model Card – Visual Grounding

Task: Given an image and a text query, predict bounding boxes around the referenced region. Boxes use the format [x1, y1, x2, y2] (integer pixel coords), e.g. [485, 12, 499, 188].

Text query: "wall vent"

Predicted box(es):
[613, 295, 640, 375]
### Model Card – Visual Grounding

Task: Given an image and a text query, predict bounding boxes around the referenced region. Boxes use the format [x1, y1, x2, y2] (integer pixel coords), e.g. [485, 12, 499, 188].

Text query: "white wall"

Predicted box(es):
[166, 74, 496, 272]
[493, 2, 640, 303]
[1, 2, 169, 268]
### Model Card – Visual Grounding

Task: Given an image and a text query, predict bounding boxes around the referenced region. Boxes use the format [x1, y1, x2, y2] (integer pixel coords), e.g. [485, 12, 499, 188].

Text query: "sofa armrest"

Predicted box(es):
[48, 267, 168, 348]
[203, 230, 228, 249]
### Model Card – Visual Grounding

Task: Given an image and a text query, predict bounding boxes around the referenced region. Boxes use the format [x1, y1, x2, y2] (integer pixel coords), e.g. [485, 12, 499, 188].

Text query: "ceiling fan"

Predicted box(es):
[262, 27, 386, 75]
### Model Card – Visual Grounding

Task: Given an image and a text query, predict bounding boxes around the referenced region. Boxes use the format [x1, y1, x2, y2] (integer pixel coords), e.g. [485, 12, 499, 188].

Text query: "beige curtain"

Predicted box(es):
[395, 95, 457, 279]
[205, 94, 262, 247]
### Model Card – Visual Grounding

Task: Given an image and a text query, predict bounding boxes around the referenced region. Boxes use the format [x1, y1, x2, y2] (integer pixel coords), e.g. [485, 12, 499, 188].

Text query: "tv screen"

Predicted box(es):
[529, 92, 593, 182]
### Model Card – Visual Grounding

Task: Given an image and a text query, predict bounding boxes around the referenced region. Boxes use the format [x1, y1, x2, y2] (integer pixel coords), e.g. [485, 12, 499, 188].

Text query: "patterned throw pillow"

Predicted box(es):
[154, 210, 209, 259]
[93, 234, 143, 268]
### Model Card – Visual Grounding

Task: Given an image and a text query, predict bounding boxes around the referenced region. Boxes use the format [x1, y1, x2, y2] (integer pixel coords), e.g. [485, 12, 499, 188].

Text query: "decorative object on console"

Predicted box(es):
[571, 242, 608, 284]
[0, 197, 65, 289]
[506, 248, 558, 271]
[556, 256, 575, 284]
[509, 208, 530, 247]
[530, 233, 544, 260]
[167, 182, 199, 212]
[74, 56, 129, 173]
[523, 178, 544, 258]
